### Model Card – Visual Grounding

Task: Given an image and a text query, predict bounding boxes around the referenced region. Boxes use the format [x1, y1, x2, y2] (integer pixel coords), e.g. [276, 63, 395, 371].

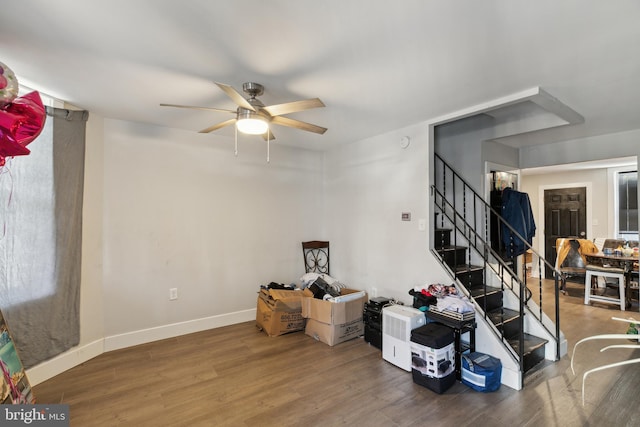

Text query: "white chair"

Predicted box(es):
[584, 238, 627, 311]
[571, 316, 640, 405]
[584, 265, 626, 311]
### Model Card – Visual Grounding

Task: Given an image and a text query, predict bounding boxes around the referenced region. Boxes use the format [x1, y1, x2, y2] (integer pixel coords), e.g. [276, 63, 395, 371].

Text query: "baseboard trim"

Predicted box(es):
[27, 338, 105, 386]
[500, 366, 522, 391]
[103, 308, 256, 352]
[26, 309, 256, 386]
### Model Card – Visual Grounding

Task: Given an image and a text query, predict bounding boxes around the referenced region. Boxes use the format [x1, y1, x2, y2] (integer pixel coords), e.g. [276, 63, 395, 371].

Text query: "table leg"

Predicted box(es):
[625, 268, 633, 310]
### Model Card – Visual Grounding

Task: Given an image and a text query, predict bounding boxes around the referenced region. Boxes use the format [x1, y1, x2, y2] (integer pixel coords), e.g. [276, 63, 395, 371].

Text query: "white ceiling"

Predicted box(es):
[521, 156, 637, 176]
[2, 1, 640, 151]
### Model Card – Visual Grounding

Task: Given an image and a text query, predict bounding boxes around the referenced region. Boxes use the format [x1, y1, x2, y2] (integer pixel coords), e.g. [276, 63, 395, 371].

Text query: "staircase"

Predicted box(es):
[435, 227, 548, 374]
[432, 153, 565, 388]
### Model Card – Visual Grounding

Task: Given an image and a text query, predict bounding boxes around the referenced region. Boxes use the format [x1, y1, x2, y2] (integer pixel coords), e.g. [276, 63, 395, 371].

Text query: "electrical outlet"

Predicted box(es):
[169, 288, 178, 300]
[371, 287, 377, 297]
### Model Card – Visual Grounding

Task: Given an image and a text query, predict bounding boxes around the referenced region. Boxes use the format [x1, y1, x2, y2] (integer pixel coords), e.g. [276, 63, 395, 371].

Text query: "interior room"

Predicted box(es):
[1, 1, 640, 426]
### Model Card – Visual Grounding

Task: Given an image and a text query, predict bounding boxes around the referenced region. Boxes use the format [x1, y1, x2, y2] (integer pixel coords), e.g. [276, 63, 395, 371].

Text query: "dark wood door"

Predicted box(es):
[544, 187, 587, 276]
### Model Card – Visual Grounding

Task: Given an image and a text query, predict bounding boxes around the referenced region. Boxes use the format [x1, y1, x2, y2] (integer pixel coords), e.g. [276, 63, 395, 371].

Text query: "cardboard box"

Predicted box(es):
[304, 318, 364, 346]
[301, 288, 367, 345]
[255, 289, 305, 337]
[301, 288, 367, 325]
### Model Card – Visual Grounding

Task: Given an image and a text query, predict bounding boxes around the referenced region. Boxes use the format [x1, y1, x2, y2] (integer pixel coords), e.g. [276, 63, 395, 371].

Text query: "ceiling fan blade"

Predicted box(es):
[160, 103, 235, 114]
[214, 82, 255, 111]
[271, 116, 327, 135]
[262, 98, 325, 116]
[198, 118, 236, 134]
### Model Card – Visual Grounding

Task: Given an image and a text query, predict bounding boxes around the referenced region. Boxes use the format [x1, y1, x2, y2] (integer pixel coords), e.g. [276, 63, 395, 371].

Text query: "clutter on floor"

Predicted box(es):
[255, 239, 500, 393]
[255, 271, 364, 344]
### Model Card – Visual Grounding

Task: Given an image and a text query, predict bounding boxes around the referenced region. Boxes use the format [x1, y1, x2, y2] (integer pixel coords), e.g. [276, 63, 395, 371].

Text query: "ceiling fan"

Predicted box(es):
[160, 82, 327, 142]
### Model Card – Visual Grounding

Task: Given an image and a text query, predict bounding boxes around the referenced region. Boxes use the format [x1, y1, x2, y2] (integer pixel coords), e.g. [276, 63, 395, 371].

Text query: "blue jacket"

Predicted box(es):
[501, 188, 536, 257]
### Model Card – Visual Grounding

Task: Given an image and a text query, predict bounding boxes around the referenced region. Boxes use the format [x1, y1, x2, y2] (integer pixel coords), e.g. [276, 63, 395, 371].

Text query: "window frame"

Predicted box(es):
[610, 166, 638, 240]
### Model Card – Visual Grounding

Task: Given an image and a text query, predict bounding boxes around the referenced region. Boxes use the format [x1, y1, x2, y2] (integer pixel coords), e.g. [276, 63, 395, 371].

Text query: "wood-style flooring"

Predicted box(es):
[34, 280, 640, 427]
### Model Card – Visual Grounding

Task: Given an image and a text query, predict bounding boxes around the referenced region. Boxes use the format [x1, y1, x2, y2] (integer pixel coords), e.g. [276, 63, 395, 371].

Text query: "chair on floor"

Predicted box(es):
[570, 316, 640, 405]
[584, 239, 627, 311]
[584, 267, 626, 310]
[555, 238, 596, 294]
[301, 241, 330, 274]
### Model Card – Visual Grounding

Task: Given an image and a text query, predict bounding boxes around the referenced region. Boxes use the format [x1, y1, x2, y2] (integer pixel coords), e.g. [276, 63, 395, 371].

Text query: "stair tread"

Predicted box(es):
[437, 245, 467, 251]
[487, 307, 520, 324]
[454, 264, 484, 273]
[507, 333, 548, 354]
[469, 286, 502, 297]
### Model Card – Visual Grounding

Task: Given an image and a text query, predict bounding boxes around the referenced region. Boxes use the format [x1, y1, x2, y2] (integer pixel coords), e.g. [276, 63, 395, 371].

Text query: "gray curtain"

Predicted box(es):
[0, 106, 88, 368]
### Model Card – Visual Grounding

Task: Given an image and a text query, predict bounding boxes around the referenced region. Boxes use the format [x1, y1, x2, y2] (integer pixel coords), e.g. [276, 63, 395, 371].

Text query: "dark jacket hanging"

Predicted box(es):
[501, 187, 536, 257]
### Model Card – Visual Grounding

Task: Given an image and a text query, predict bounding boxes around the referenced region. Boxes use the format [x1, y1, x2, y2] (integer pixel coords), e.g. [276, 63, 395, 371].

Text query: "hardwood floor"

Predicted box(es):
[34, 281, 640, 427]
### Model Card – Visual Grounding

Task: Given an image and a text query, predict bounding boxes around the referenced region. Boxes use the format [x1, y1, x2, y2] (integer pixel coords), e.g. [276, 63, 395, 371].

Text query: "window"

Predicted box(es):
[0, 89, 87, 368]
[616, 170, 638, 239]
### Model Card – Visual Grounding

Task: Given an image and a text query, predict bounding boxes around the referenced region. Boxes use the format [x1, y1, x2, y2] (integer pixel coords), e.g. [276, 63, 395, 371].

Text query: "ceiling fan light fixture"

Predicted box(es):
[236, 109, 269, 135]
[162, 82, 326, 141]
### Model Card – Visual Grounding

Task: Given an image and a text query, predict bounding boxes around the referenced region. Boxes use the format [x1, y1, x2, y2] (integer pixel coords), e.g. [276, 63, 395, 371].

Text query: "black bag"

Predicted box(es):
[409, 289, 437, 309]
[411, 323, 454, 349]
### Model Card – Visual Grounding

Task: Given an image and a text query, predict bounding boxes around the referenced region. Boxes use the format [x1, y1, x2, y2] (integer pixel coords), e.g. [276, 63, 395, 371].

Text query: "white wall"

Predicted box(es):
[101, 119, 325, 338]
[324, 122, 450, 303]
[435, 114, 519, 195]
[80, 112, 105, 344]
[28, 117, 327, 383]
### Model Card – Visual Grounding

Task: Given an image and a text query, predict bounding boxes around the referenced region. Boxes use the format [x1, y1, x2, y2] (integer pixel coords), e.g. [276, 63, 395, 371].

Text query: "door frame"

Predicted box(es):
[536, 181, 593, 278]
[484, 161, 520, 201]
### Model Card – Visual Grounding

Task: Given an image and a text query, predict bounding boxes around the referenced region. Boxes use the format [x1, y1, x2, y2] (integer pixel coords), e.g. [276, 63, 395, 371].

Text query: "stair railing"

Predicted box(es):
[432, 153, 564, 373]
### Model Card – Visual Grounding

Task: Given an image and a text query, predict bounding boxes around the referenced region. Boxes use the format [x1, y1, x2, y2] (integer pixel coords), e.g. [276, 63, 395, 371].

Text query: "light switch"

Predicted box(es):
[418, 219, 426, 231]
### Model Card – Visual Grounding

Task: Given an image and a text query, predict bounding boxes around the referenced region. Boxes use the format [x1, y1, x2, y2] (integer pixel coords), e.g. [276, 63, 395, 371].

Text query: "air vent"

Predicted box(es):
[383, 315, 407, 341]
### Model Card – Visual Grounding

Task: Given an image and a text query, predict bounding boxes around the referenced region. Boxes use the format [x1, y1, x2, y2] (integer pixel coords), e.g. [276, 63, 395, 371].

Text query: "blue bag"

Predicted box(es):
[461, 352, 501, 392]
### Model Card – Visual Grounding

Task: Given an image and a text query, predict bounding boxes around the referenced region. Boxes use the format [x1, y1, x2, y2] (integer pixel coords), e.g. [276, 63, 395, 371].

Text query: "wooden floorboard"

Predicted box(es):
[33, 280, 640, 427]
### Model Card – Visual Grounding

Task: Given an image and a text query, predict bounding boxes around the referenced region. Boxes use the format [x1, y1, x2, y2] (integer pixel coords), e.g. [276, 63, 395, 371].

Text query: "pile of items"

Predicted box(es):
[410, 284, 474, 313]
[255, 273, 367, 346]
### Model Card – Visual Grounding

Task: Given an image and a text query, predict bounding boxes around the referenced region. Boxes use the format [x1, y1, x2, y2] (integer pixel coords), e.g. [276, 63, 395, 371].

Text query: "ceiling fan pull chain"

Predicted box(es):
[234, 126, 238, 156]
[267, 131, 270, 163]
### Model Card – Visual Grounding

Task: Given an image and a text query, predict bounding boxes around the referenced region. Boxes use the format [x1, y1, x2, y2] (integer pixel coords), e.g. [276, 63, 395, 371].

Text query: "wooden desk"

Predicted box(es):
[585, 252, 637, 308]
